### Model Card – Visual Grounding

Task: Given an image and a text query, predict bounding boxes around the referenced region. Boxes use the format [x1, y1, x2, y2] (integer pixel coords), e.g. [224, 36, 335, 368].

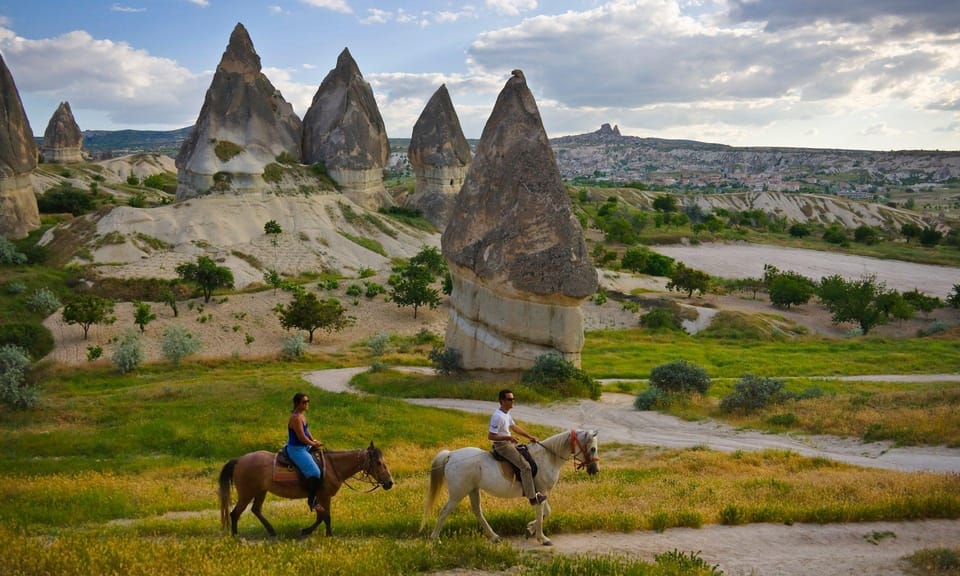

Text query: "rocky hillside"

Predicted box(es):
[552, 124, 960, 204]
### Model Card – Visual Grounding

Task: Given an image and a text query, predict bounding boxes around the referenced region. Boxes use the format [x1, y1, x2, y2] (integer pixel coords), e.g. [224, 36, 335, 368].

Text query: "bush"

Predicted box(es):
[0, 237, 27, 265]
[521, 353, 600, 399]
[634, 387, 664, 410]
[0, 322, 54, 360]
[160, 325, 201, 366]
[26, 287, 62, 316]
[917, 320, 949, 337]
[111, 332, 143, 374]
[429, 346, 463, 376]
[720, 374, 790, 413]
[649, 360, 710, 395]
[282, 334, 307, 359]
[126, 175, 140, 186]
[640, 306, 682, 331]
[0, 344, 37, 409]
[37, 185, 94, 215]
[367, 332, 390, 356]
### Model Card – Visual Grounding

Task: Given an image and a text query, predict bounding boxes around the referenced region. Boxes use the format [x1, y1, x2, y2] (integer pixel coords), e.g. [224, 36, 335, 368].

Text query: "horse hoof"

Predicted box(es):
[490, 536, 501, 543]
[542, 539, 553, 547]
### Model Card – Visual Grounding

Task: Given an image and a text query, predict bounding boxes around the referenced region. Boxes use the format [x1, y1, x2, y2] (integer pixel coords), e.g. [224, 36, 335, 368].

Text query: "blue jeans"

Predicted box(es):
[287, 444, 322, 478]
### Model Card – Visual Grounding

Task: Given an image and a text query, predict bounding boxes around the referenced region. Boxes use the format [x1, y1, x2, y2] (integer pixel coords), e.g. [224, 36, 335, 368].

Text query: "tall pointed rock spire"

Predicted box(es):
[405, 84, 472, 229]
[441, 70, 597, 370]
[301, 48, 392, 209]
[175, 22, 302, 200]
[0, 52, 40, 239]
[41, 101, 84, 163]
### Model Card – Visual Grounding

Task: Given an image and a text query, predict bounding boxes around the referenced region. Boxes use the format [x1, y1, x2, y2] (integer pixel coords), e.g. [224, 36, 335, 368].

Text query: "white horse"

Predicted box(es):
[422, 429, 599, 545]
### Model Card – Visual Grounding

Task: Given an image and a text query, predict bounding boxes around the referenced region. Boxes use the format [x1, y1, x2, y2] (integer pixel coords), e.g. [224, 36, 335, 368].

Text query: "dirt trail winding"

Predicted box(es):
[302, 367, 960, 576]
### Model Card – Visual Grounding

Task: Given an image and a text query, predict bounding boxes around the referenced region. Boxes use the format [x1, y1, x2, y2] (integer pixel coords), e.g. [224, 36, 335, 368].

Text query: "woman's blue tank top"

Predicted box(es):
[288, 416, 310, 446]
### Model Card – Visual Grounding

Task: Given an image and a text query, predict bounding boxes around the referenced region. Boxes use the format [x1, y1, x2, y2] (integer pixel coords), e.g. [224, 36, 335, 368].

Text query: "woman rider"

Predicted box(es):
[286, 392, 324, 511]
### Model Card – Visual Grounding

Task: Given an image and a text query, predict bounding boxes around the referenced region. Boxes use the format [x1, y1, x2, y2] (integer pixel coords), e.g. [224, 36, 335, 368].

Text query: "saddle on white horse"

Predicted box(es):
[490, 444, 538, 482]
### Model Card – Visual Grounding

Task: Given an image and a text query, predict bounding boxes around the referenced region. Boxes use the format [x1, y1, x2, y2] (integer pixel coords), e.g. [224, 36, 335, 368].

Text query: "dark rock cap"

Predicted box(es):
[42, 101, 83, 149]
[408, 84, 471, 169]
[0, 52, 38, 177]
[441, 70, 597, 299]
[301, 47, 389, 170]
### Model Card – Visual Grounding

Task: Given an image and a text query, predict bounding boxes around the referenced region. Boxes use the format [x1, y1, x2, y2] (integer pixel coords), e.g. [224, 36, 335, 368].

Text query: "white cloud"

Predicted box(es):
[485, 0, 537, 17]
[110, 4, 146, 13]
[359, 7, 477, 26]
[187, 0, 209, 7]
[299, 0, 352, 15]
[1, 26, 207, 128]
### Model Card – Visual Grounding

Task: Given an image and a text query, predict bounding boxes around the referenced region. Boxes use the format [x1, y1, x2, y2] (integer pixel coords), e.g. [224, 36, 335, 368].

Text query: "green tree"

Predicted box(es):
[409, 245, 447, 276]
[264, 220, 282, 235]
[768, 271, 815, 309]
[389, 262, 441, 319]
[919, 227, 943, 247]
[900, 222, 921, 243]
[853, 225, 880, 245]
[666, 262, 710, 298]
[275, 292, 350, 343]
[175, 256, 234, 303]
[652, 195, 678, 213]
[788, 223, 811, 238]
[62, 294, 116, 340]
[132, 301, 156, 333]
[817, 274, 902, 335]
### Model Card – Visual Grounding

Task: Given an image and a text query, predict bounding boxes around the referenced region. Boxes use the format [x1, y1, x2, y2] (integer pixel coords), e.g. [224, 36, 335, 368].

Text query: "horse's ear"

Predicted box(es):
[368, 441, 375, 450]
[589, 429, 598, 439]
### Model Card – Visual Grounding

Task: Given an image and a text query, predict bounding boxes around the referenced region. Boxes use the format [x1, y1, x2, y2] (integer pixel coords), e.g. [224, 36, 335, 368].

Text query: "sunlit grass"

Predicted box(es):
[582, 330, 960, 379]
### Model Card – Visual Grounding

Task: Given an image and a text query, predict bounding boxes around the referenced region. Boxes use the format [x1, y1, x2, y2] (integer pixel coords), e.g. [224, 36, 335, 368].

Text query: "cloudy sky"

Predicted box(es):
[1, 0, 958, 150]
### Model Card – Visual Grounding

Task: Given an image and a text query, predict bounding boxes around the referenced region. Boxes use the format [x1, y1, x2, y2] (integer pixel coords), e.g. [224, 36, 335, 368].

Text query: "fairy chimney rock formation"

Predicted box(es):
[301, 48, 392, 210]
[41, 101, 84, 163]
[0, 52, 40, 239]
[175, 22, 302, 200]
[406, 84, 472, 229]
[441, 70, 597, 370]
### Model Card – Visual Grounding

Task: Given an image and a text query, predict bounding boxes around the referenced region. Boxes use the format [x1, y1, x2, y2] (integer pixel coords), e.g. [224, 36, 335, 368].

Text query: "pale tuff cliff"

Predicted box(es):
[0, 52, 39, 239]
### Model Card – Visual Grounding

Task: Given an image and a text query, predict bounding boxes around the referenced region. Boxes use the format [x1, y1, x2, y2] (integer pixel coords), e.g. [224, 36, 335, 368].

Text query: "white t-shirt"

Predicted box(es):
[488, 408, 514, 438]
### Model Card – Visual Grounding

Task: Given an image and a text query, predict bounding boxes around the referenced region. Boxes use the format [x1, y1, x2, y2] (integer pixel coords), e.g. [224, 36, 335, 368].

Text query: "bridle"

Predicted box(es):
[326, 448, 388, 493]
[569, 430, 599, 471]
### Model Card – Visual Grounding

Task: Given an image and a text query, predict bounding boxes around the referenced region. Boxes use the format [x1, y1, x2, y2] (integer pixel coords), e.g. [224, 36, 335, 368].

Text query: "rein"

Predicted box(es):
[332, 449, 383, 493]
[568, 430, 599, 471]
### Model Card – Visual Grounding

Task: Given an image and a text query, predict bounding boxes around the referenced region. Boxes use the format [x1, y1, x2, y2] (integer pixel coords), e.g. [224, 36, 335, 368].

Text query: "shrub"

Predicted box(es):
[640, 306, 682, 331]
[917, 320, 949, 337]
[26, 287, 62, 316]
[521, 353, 600, 399]
[262, 162, 283, 183]
[720, 374, 790, 413]
[633, 387, 664, 410]
[282, 334, 307, 359]
[143, 174, 165, 190]
[214, 140, 243, 162]
[126, 175, 140, 186]
[649, 360, 710, 394]
[364, 282, 386, 298]
[346, 284, 363, 297]
[5, 281, 26, 294]
[429, 346, 463, 376]
[0, 322, 55, 360]
[111, 332, 143, 374]
[367, 332, 390, 356]
[0, 237, 27, 265]
[0, 344, 37, 409]
[37, 185, 94, 215]
[160, 325, 201, 366]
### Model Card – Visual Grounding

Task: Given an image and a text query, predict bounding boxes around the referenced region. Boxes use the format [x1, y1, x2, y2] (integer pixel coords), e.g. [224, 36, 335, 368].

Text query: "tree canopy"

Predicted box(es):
[275, 292, 351, 343]
[175, 256, 234, 303]
[62, 294, 116, 340]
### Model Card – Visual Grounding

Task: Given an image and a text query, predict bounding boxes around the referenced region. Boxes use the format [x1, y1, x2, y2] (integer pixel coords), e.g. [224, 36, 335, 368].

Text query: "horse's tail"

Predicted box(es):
[218, 459, 238, 530]
[420, 449, 450, 531]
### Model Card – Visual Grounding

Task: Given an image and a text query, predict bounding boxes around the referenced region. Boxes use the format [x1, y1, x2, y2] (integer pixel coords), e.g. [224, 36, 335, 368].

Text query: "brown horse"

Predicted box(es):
[218, 442, 394, 537]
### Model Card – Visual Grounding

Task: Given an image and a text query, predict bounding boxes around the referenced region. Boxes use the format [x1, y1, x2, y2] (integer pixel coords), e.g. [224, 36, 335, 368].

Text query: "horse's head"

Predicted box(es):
[572, 429, 600, 475]
[363, 442, 394, 490]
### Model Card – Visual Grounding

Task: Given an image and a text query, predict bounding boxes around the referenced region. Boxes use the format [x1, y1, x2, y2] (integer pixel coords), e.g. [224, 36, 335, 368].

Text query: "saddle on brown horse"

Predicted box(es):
[274, 446, 325, 486]
[491, 444, 538, 482]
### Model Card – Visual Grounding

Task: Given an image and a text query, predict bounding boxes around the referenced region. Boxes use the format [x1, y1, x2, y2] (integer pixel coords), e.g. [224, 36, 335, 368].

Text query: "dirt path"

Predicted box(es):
[302, 367, 960, 576]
